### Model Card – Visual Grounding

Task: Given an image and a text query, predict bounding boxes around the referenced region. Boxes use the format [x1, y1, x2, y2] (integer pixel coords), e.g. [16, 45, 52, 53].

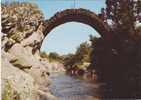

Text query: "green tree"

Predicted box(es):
[106, 0, 137, 38]
[75, 42, 92, 63]
[40, 51, 48, 59]
[63, 53, 75, 70]
[48, 52, 63, 62]
[64, 41, 92, 71]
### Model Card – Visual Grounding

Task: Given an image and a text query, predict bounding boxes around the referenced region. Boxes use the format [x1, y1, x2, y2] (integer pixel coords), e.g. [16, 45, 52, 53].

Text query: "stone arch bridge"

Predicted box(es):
[43, 8, 113, 41]
[28, 8, 115, 52]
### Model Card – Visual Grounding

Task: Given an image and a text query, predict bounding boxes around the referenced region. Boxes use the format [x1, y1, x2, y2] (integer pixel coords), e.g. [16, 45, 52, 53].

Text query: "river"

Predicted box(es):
[48, 72, 106, 100]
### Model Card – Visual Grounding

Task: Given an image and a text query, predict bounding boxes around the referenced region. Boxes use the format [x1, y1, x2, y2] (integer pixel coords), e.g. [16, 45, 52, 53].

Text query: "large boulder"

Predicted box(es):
[8, 43, 34, 69]
[2, 49, 57, 100]
[2, 51, 37, 100]
[8, 43, 49, 85]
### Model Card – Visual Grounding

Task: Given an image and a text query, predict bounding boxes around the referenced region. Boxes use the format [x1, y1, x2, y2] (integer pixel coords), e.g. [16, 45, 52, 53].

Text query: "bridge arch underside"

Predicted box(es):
[44, 9, 113, 41]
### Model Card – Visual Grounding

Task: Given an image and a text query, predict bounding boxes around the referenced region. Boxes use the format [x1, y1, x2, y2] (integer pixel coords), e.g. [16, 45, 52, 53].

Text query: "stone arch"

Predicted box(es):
[44, 8, 113, 41]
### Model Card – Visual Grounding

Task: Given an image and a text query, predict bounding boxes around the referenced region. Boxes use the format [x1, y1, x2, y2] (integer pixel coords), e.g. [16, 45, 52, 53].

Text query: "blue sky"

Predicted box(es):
[3, 0, 106, 55]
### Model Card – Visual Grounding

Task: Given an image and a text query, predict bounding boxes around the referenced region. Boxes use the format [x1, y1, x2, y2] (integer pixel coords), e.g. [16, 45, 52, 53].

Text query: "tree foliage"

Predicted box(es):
[90, 0, 141, 97]
[64, 41, 92, 70]
[48, 52, 63, 62]
[40, 51, 48, 59]
[99, 0, 141, 39]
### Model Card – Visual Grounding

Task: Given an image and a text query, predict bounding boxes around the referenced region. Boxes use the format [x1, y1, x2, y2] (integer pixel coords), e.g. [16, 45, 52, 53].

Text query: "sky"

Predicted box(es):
[2, 0, 106, 55]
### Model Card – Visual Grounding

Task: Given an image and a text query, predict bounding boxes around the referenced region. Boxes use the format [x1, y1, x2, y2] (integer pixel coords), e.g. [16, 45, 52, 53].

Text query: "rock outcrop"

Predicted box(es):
[2, 51, 36, 100]
[1, 35, 57, 100]
[2, 39, 57, 100]
[1, 2, 56, 100]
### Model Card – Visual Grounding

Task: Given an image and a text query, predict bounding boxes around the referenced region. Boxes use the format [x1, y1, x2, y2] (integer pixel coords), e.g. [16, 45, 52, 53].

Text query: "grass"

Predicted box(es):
[2, 80, 20, 100]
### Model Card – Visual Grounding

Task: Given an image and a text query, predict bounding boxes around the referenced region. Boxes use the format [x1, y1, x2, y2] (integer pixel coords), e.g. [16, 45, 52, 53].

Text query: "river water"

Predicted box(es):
[48, 73, 106, 100]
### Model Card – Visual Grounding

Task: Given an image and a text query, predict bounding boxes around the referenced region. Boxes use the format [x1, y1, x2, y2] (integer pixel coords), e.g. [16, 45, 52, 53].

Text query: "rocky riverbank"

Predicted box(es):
[1, 2, 62, 100]
[2, 43, 58, 100]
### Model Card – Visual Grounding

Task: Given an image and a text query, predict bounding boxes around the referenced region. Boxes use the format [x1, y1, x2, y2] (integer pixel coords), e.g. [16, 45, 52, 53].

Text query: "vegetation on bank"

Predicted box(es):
[2, 2, 44, 34]
[40, 52, 63, 63]
[63, 42, 92, 71]
[2, 80, 20, 100]
[89, 0, 141, 97]
[1, 2, 44, 51]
